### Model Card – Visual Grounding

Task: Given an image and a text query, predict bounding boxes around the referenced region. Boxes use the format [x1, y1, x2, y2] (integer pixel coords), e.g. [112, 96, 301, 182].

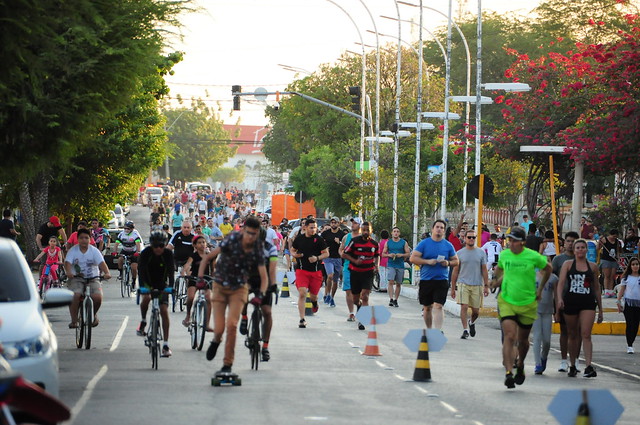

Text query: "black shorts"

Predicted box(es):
[419, 279, 449, 306]
[562, 296, 596, 315]
[121, 251, 139, 264]
[248, 277, 276, 307]
[350, 270, 374, 295]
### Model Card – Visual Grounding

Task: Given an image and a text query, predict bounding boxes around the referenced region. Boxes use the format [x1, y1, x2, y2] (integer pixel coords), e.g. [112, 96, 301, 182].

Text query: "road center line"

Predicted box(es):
[394, 373, 405, 381]
[440, 401, 458, 413]
[110, 316, 129, 352]
[67, 364, 108, 424]
[375, 360, 387, 368]
[414, 385, 428, 394]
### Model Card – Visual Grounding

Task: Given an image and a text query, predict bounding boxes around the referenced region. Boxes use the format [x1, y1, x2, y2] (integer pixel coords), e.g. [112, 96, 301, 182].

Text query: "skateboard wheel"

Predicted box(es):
[212, 378, 221, 386]
[235, 379, 242, 386]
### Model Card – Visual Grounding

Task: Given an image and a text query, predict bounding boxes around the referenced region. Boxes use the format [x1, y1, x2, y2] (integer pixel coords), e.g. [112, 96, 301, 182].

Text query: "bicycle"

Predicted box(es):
[118, 254, 134, 298]
[172, 266, 188, 313]
[187, 276, 211, 351]
[141, 286, 173, 370]
[35, 262, 61, 299]
[244, 293, 263, 371]
[75, 277, 100, 350]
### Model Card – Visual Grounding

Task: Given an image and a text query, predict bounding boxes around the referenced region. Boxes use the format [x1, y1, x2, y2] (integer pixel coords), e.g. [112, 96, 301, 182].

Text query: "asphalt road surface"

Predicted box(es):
[48, 206, 640, 425]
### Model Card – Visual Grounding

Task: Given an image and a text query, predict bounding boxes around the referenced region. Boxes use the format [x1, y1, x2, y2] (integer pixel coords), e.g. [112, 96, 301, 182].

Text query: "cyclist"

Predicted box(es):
[66, 220, 96, 251]
[90, 218, 110, 253]
[65, 228, 111, 328]
[239, 227, 278, 361]
[182, 235, 213, 330]
[114, 221, 143, 290]
[198, 216, 268, 377]
[167, 220, 194, 270]
[33, 235, 63, 283]
[137, 231, 175, 357]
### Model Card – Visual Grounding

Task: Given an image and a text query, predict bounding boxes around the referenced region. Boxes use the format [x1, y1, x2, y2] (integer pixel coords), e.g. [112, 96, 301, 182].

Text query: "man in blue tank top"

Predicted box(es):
[382, 227, 411, 307]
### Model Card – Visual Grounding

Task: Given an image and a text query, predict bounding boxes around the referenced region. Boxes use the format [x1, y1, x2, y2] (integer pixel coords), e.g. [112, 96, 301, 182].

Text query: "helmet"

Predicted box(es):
[125, 221, 135, 229]
[149, 231, 168, 246]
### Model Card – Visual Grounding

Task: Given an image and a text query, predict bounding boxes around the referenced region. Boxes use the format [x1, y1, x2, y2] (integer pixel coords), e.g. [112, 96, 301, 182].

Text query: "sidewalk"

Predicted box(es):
[400, 284, 635, 336]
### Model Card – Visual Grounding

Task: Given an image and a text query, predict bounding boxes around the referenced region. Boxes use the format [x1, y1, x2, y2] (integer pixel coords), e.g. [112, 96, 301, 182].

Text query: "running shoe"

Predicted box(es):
[136, 321, 146, 337]
[347, 314, 356, 322]
[312, 304, 319, 314]
[329, 297, 336, 308]
[161, 345, 172, 357]
[627, 346, 635, 354]
[567, 365, 578, 377]
[460, 330, 469, 339]
[558, 360, 568, 372]
[239, 316, 248, 335]
[541, 358, 547, 373]
[504, 372, 515, 389]
[534, 364, 543, 375]
[583, 365, 597, 378]
[389, 300, 394, 307]
[323, 295, 330, 304]
[468, 320, 476, 337]
[261, 348, 270, 362]
[514, 366, 525, 385]
[358, 322, 365, 330]
[219, 365, 232, 374]
[206, 340, 219, 361]
[299, 319, 307, 328]
[393, 299, 399, 307]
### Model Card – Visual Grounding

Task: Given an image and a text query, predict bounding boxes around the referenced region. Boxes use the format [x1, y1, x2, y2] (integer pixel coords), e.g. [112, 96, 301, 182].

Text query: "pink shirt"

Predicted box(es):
[67, 231, 96, 247]
[378, 239, 389, 267]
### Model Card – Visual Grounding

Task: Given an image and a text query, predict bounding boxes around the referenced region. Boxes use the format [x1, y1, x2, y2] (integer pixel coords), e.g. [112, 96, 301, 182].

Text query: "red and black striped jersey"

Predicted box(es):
[345, 236, 378, 272]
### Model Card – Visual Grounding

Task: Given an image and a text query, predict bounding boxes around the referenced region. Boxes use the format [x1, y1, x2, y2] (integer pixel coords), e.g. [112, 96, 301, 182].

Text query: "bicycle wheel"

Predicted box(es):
[124, 266, 131, 297]
[75, 301, 84, 349]
[196, 301, 207, 351]
[150, 313, 159, 370]
[171, 279, 179, 313]
[372, 270, 380, 291]
[120, 270, 126, 298]
[84, 299, 93, 350]
[190, 306, 197, 350]
[178, 279, 187, 312]
[38, 275, 45, 299]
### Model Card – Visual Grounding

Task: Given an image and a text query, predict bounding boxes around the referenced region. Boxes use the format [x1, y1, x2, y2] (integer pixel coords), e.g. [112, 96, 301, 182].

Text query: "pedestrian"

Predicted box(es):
[598, 229, 620, 298]
[291, 218, 329, 328]
[481, 233, 502, 275]
[0, 209, 20, 240]
[342, 221, 379, 330]
[339, 219, 362, 321]
[532, 271, 558, 374]
[617, 257, 640, 354]
[36, 216, 67, 251]
[525, 223, 543, 252]
[410, 220, 459, 330]
[377, 230, 389, 293]
[450, 230, 489, 339]
[383, 226, 411, 307]
[521, 215, 532, 233]
[539, 230, 557, 260]
[171, 208, 185, 234]
[551, 231, 580, 372]
[320, 217, 346, 308]
[491, 226, 551, 389]
[556, 239, 603, 378]
[580, 217, 595, 240]
[623, 228, 639, 254]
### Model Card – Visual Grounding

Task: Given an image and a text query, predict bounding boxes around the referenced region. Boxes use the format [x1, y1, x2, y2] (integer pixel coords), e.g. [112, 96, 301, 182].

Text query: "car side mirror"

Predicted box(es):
[41, 288, 74, 309]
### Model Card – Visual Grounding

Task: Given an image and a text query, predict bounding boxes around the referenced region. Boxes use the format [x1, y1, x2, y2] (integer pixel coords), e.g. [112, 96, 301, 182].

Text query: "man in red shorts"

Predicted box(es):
[291, 218, 329, 328]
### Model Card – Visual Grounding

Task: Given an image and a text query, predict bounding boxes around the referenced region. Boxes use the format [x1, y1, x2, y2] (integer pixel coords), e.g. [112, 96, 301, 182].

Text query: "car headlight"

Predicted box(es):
[3, 331, 51, 360]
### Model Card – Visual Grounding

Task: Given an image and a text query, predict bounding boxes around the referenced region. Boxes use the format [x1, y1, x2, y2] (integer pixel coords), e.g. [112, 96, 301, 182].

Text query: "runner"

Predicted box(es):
[382, 227, 410, 307]
[321, 217, 346, 308]
[491, 226, 551, 389]
[339, 219, 362, 322]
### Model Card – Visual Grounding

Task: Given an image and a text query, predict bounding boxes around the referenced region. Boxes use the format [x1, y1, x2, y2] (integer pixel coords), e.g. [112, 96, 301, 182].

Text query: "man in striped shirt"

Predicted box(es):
[343, 221, 379, 330]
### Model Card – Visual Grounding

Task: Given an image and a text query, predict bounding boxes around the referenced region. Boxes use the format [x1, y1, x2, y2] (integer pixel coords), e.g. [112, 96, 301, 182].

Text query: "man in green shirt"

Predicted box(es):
[492, 226, 551, 389]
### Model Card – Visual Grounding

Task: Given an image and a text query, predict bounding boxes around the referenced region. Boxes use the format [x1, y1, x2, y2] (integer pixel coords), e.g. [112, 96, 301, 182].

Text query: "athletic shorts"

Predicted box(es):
[247, 277, 276, 307]
[324, 258, 343, 276]
[295, 269, 323, 295]
[350, 270, 374, 295]
[387, 267, 404, 283]
[121, 251, 139, 264]
[497, 294, 538, 328]
[456, 283, 484, 309]
[418, 279, 449, 306]
[562, 296, 597, 315]
[67, 277, 102, 295]
[600, 259, 618, 269]
[342, 268, 351, 291]
[284, 249, 290, 255]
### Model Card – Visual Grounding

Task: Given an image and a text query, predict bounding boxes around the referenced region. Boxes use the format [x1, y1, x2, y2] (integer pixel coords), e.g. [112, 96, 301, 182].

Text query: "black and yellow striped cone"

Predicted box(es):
[280, 274, 290, 298]
[305, 292, 314, 316]
[413, 330, 432, 382]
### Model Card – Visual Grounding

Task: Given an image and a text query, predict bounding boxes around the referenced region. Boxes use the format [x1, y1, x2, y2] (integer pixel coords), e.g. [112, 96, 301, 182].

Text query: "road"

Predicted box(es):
[48, 206, 640, 425]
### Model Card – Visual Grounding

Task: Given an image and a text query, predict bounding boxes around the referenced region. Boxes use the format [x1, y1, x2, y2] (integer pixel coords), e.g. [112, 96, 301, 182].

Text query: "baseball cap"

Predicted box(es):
[331, 217, 339, 222]
[49, 216, 61, 227]
[506, 226, 526, 241]
[350, 217, 363, 225]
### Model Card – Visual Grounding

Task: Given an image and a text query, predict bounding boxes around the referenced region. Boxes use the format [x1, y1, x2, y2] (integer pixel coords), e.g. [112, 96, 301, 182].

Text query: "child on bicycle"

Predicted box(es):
[183, 235, 212, 331]
[34, 236, 63, 282]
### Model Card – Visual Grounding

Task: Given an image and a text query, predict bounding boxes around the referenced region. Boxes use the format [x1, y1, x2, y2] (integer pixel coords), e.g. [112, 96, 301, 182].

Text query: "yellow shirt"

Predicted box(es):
[219, 223, 233, 236]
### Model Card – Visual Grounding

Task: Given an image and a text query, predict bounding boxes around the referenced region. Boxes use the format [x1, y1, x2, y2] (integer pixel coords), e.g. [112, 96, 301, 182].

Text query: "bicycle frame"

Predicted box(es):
[244, 295, 263, 371]
[142, 287, 172, 370]
[188, 276, 211, 351]
[76, 278, 96, 350]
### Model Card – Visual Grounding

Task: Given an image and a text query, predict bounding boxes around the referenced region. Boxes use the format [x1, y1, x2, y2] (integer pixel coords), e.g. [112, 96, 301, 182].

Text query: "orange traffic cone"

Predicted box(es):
[362, 311, 381, 356]
[413, 330, 432, 382]
[304, 292, 314, 316]
[280, 274, 290, 298]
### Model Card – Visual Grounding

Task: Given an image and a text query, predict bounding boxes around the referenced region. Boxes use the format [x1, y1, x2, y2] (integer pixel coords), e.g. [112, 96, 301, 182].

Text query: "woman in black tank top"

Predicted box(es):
[556, 239, 603, 378]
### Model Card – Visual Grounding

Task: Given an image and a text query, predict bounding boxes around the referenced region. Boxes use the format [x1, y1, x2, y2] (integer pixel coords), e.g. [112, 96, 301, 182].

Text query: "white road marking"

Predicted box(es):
[394, 373, 405, 380]
[472, 421, 485, 425]
[440, 401, 458, 413]
[375, 360, 387, 368]
[549, 348, 640, 380]
[335, 332, 342, 337]
[109, 316, 129, 352]
[414, 385, 428, 394]
[67, 364, 108, 424]
[304, 417, 329, 421]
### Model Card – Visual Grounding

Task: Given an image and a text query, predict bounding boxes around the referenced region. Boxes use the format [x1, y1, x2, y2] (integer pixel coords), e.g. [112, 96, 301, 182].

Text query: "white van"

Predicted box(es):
[145, 186, 164, 203]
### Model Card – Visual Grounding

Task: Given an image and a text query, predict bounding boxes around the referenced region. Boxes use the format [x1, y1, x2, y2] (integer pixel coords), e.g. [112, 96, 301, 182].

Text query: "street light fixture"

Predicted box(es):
[450, 96, 493, 104]
[423, 112, 461, 120]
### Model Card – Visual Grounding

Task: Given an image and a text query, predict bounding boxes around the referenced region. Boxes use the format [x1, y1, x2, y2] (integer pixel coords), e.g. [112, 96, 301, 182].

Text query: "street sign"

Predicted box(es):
[355, 305, 391, 325]
[548, 389, 623, 425]
[403, 329, 447, 353]
[254, 87, 268, 101]
[468, 174, 494, 199]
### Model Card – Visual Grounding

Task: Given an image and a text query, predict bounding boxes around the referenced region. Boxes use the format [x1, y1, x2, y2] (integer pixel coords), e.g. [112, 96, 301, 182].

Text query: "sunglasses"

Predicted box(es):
[152, 243, 165, 248]
[466, 236, 476, 239]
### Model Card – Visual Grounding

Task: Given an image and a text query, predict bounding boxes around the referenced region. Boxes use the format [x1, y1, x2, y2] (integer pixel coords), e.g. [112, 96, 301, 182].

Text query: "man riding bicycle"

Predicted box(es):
[167, 220, 194, 271]
[137, 231, 175, 357]
[198, 216, 268, 377]
[115, 221, 143, 290]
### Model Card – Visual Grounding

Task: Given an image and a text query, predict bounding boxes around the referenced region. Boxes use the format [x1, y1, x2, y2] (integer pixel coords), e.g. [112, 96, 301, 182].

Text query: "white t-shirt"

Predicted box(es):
[66, 245, 104, 278]
[482, 240, 502, 264]
[265, 227, 278, 245]
[621, 275, 640, 302]
[198, 200, 207, 211]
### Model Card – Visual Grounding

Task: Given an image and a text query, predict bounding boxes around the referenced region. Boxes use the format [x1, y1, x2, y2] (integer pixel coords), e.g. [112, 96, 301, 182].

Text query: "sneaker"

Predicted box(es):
[627, 346, 635, 354]
[299, 319, 307, 328]
[261, 348, 270, 362]
[136, 321, 146, 336]
[468, 320, 476, 337]
[534, 364, 543, 375]
[347, 314, 356, 322]
[504, 372, 515, 389]
[358, 322, 365, 330]
[514, 366, 525, 385]
[161, 346, 172, 357]
[583, 365, 597, 378]
[329, 297, 336, 308]
[568, 365, 578, 377]
[239, 317, 248, 335]
[219, 365, 232, 374]
[323, 295, 330, 304]
[389, 300, 395, 307]
[558, 360, 568, 372]
[541, 358, 547, 373]
[206, 340, 219, 361]
[312, 304, 319, 314]
[461, 330, 469, 339]
[393, 299, 399, 307]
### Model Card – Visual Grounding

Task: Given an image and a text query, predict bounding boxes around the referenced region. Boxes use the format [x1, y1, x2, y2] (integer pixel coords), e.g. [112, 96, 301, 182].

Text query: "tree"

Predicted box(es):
[164, 102, 235, 182]
[211, 167, 245, 189]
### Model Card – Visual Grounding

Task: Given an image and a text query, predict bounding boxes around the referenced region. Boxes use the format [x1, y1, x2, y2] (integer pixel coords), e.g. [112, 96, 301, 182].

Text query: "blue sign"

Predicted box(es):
[403, 329, 447, 353]
[355, 305, 391, 325]
[548, 389, 623, 425]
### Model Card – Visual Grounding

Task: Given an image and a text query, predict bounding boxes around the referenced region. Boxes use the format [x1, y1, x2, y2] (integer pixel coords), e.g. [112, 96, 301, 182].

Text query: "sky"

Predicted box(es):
[163, 0, 541, 126]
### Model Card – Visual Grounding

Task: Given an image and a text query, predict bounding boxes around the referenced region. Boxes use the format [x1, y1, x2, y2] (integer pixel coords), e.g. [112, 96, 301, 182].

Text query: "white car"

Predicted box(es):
[144, 187, 164, 204]
[114, 204, 126, 228]
[0, 239, 73, 397]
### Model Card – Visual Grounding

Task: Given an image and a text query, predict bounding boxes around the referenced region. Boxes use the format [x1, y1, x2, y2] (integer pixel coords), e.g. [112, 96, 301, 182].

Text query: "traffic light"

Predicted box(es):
[232, 85, 241, 111]
[349, 86, 361, 113]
